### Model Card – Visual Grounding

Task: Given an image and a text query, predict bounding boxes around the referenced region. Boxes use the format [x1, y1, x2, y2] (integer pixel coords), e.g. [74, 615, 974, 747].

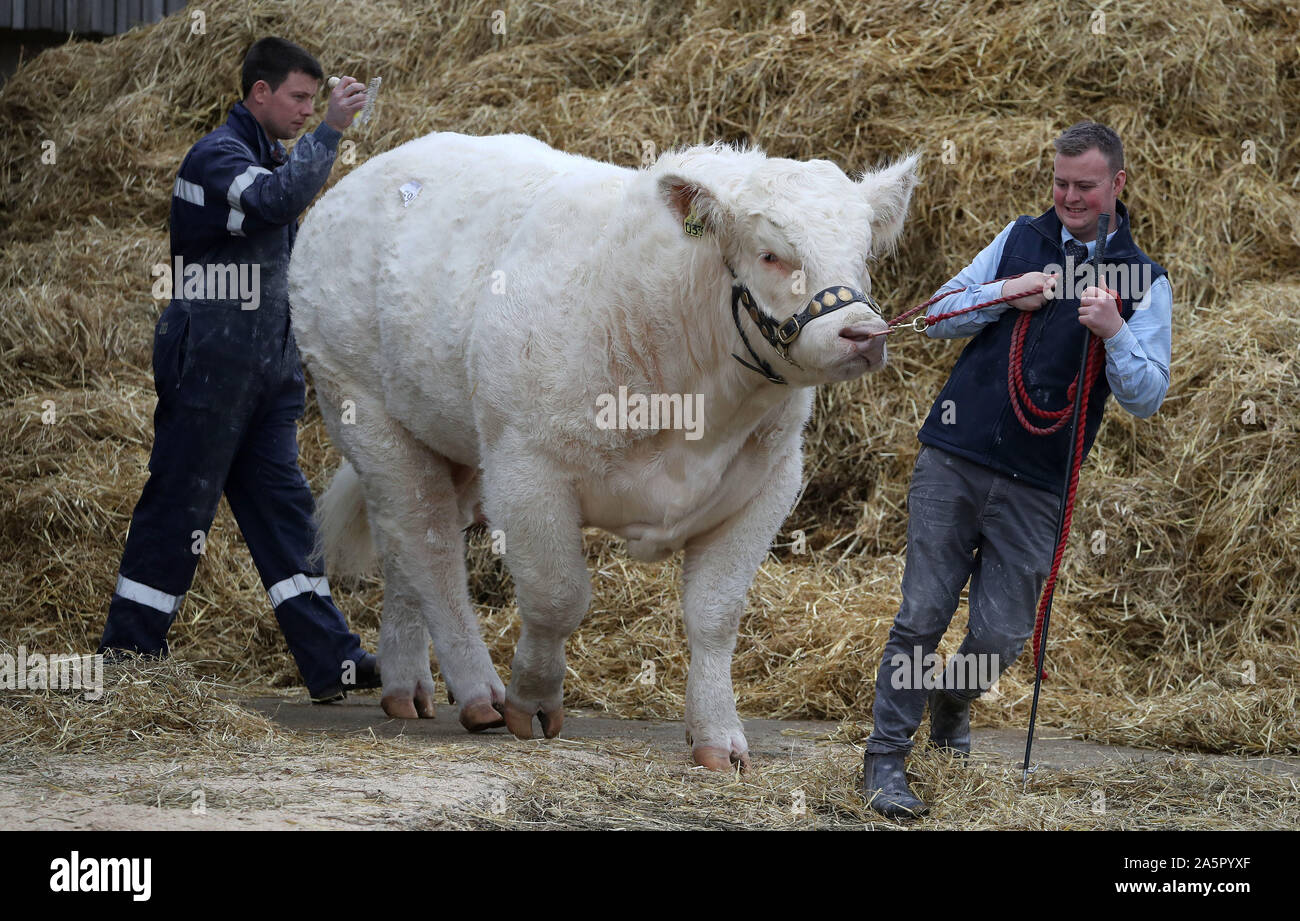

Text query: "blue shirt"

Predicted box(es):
[922, 221, 1172, 418]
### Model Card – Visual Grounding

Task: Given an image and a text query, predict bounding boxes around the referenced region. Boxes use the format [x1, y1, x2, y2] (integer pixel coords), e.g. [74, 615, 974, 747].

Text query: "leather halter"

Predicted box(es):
[728, 266, 881, 385]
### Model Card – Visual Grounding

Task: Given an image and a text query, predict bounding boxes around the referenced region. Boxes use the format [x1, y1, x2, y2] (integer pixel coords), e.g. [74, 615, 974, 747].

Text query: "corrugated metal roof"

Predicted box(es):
[2, 0, 189, 36]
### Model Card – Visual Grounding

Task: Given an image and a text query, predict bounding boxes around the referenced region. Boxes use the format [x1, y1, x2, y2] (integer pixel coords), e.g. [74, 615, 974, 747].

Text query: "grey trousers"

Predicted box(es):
[865, 445, 1061, 755]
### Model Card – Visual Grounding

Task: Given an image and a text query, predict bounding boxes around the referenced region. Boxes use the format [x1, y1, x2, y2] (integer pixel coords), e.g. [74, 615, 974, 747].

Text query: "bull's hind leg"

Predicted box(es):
[479, 447, 590, 740]
[321, 386, 505, 730]
[680, 447, 803, 772]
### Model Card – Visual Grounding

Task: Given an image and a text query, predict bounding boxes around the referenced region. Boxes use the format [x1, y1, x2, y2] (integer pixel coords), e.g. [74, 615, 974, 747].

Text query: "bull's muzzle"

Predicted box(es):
[731, 277, 884, 383]
[840, 317, 889, 364]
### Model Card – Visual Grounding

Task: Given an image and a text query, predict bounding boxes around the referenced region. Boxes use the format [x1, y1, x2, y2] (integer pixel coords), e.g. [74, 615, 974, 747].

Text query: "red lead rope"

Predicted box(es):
[1019, 330, 1104, 677]
[880, 278, 1117, 679]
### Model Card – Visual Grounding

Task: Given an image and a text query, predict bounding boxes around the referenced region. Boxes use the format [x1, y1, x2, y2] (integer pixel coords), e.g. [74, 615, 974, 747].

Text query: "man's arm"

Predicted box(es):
[188, 79, 364, 239]
[924, 221, 1019, 338]
[1099, 275, 1172, 418]
[204, 122, 342, 237]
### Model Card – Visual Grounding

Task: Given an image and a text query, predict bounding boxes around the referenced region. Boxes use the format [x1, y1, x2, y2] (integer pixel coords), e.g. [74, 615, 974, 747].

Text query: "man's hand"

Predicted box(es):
[1001, 272, 1059, 311]
[324, 76, 367, 132]
[1078, 285, 1123, 338]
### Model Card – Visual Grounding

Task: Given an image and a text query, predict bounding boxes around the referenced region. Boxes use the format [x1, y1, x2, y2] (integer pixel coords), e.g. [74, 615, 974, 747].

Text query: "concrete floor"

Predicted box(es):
[245, 695, 1300, 778]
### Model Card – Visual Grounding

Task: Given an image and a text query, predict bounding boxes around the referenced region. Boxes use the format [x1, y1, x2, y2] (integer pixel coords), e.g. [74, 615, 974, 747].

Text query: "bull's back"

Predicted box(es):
[290, 132, 592, 460]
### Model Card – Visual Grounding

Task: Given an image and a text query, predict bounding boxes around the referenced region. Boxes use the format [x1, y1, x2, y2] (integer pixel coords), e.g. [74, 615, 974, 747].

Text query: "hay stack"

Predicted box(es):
[2, 0, 1296, 755]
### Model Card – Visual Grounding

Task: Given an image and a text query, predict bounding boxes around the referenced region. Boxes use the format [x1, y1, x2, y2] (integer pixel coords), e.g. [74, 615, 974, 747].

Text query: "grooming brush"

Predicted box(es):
[327, 75, 382, 125]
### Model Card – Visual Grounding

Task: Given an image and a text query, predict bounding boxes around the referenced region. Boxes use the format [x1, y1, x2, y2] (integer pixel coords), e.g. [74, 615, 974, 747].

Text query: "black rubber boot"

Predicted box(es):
[862, 751, 929, 818]
[310, 651, 381, 704]
[350, 651, 382, 691]
[927, 688, 972, 755]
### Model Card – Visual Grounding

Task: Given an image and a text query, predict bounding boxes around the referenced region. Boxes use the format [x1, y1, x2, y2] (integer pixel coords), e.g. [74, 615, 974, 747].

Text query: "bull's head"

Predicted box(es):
[658, 148, 919, 386]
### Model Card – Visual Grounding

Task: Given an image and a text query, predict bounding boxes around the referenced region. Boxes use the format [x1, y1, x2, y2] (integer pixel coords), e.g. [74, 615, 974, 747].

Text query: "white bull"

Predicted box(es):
[289, 133, 918, 770]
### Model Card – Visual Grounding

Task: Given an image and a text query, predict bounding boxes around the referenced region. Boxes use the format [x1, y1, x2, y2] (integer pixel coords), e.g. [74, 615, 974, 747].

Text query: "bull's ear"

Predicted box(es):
[658, 176, 728, 237]
[858, 152, 920, 254]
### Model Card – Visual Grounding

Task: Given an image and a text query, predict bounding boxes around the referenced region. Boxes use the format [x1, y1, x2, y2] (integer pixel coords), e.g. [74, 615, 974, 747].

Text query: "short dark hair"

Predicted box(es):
[1054, 121, 1124, 174]
[241, 37, 323, 99]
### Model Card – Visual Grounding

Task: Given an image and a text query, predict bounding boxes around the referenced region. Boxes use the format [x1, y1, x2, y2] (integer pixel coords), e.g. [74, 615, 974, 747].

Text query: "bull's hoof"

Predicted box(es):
[459, 698, 506, 732]
[504, 700, 534, 738]
[381, 687, 436, 720]
[540, 707, 563, 739]
[503, 700, 564, 740]
[692, 745, 752, 773]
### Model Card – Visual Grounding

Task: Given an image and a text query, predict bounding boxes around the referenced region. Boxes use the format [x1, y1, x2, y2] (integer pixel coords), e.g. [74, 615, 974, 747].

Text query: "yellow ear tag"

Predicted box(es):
[683, 204, 705, 237]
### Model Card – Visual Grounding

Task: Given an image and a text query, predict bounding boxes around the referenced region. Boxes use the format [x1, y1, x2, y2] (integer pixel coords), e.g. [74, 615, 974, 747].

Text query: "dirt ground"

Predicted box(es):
[3, 694, 1296, 830]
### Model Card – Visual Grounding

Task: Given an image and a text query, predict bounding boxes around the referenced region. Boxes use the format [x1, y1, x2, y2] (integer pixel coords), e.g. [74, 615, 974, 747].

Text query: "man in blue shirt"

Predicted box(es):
[99, 38, 378, 703]
[862, 122, 1172, 817]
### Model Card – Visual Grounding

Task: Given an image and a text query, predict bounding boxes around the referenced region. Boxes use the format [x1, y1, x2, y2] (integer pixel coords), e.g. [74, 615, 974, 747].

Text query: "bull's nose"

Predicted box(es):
[839, 320, 888, 342]
[840, 319, 888, 367]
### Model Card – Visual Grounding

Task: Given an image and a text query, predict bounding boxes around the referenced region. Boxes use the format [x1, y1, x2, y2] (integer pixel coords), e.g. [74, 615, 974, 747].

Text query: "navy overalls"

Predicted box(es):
[100, 103, 366, 697]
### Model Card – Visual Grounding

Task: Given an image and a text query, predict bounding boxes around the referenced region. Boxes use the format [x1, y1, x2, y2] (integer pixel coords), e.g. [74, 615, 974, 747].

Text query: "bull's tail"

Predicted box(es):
[312, 461, 379, 577]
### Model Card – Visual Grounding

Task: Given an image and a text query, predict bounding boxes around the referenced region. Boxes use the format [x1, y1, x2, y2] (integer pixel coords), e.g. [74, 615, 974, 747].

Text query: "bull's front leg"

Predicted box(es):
[480, 446, 591, 741]
[681, 446, 802, 772]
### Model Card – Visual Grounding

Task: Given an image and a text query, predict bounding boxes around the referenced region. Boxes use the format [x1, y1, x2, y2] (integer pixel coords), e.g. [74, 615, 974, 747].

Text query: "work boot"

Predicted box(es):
[862, 751, 929, 818]
[927, 688, 971, 756]
[310, 651, 381, 704]
[350, 651, 382, 691]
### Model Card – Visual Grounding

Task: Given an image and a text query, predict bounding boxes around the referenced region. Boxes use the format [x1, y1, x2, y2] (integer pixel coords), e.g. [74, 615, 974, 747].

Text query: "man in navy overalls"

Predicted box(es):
[100, 38, 376, 702]
[862, 122, 1173, 816]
